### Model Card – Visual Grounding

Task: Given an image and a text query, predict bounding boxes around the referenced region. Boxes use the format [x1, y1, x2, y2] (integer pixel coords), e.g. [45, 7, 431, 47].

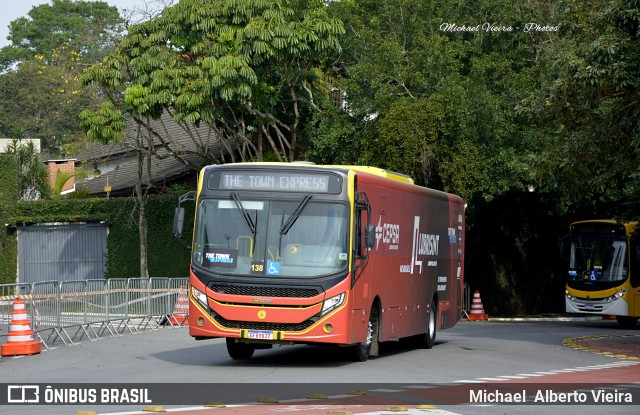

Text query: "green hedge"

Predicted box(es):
[0, 155, 19, 284]
[104, 196, 195, 278]
[0, 195, 195, 282]
[0, 154, 195, 283]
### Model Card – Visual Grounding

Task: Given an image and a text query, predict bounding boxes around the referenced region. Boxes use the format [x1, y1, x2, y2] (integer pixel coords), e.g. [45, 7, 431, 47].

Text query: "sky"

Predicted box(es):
[0, 0, 149, 48]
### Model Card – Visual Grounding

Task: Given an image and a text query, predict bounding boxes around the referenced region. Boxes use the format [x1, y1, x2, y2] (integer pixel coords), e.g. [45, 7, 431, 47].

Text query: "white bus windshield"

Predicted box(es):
[192, 198, 349, 278]
[568, 238, 628, 283]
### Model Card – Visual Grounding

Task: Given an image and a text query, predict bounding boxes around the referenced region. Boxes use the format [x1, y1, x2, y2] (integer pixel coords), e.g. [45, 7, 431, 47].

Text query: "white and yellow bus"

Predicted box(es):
[563, 220, 640, 328]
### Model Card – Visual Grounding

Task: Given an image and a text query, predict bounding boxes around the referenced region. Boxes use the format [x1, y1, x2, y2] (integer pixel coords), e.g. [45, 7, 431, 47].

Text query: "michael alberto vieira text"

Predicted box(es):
[470, 389, 633, 404]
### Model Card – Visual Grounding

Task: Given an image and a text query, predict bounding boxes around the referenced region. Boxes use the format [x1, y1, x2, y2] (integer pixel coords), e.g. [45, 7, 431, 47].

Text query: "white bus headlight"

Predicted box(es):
[606, 288, 626, 303]
[192, 286, 209, 310]
[565, 290, 576, 302]
[321, 293, 345, 317]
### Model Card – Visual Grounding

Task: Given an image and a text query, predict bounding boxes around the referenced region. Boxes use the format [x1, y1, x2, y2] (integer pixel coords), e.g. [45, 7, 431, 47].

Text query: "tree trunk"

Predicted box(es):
[135, 125, 151, 279]
[137, 183, 149, 279]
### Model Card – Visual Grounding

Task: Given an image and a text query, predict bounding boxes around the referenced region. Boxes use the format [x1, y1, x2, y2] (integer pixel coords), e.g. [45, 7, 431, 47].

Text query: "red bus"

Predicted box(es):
[180, 163, 465, 361]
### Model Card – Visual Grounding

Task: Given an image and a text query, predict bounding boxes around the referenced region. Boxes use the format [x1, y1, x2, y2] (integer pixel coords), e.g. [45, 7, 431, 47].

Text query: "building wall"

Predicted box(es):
[46, 159, 76, 193]
[0, 138, 42, 153]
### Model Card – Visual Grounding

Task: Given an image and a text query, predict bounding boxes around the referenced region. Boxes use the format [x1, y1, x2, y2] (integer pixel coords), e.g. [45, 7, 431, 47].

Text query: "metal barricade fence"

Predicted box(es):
[86, 279, 108, 325]
[107, 278, 129, 325]
[1, 282, 32, 331]
[31, 281, 60, 330]
[0, 278, 188, 349]
[149, 278, 171, 325]
[60, 280, 87, 327]
[462, 282, 471, 319]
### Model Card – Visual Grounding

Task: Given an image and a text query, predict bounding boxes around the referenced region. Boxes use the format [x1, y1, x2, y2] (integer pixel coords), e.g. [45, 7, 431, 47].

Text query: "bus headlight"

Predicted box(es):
[192, 286, 209, 310]
[565, 290, 576, 302]
[321, 293, 345, 317]
[606, 288, 627, 303]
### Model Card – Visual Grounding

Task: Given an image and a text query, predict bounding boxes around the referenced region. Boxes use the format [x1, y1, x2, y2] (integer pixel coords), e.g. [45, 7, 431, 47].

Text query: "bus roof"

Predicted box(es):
[571, 220, 638, 236]
[210, 162, 415, 185]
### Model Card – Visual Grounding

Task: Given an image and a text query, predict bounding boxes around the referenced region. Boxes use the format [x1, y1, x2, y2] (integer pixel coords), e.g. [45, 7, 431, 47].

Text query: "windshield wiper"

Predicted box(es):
[231, 193, 256, 234]
[280, 194, 312, 235]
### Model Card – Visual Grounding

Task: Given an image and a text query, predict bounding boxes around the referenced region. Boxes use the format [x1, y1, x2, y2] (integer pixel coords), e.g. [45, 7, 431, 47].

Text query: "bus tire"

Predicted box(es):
[226, 338, 255, 359]
[351, 306, 379, 362]
[616, 316, 638, 329]
[416, 299, 437, 349]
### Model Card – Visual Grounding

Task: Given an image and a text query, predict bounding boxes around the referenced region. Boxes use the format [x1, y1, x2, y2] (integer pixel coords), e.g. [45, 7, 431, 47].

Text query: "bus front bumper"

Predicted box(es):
[565, 294, 629, 316]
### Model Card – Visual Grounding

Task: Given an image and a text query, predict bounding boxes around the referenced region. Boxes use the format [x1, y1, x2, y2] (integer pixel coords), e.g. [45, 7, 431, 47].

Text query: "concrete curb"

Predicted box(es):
[562, 333, 640, 361]
[467, 316, 606, 322]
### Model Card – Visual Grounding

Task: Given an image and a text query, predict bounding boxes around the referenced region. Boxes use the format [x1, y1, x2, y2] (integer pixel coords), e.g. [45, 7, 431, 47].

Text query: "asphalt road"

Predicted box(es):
[1, 319, 639, 414]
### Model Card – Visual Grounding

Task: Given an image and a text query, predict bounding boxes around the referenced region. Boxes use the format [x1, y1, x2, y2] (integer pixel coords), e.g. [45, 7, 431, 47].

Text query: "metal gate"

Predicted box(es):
[17, 223, 108, 283]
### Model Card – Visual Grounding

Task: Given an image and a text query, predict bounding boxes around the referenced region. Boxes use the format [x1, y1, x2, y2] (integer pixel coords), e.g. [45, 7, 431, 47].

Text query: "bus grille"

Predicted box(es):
[209, 284, 319, 298]
[213, 315, 316, 332]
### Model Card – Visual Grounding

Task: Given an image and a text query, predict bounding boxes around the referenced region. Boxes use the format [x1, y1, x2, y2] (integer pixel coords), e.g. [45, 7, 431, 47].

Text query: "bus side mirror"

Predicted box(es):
[365, 224, 376, 249]
[173, 207, 185, 237]
[173, 190, 196, 238]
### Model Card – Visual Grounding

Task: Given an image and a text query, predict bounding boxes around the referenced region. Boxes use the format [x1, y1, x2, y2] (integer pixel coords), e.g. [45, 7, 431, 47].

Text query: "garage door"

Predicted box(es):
[18, 223, 107, 283]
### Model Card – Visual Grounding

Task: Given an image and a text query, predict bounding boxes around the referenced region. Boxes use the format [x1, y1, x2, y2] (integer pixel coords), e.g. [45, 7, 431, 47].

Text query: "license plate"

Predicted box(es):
[247, 330, 274, 340]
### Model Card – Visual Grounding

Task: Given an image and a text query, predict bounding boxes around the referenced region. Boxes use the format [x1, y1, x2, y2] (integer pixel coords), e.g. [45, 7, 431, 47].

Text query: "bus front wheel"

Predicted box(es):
[351, 306, 379, 362]
[616, 316, 639, 329]
[226, 338, 256, 359]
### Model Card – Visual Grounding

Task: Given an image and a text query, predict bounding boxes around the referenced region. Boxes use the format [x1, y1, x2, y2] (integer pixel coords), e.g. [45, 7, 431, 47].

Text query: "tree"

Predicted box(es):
[0, 45, 104, 156]
[119, 0, 178, 26]
[52, 170, 75, 199]
[81, 0, 345, 163]
[0, 0, 124, 157]
[306, 0, 569, 315]
[528, 0, 640, 219]
[309, 0, 550, 204]
[0, 0, 124, 70]
[80, 0, 344, 278]
[4, 128, 51, 201]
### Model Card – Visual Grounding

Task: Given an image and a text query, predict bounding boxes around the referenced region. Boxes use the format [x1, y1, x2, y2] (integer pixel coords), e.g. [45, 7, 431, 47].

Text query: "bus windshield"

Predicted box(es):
[567, 237, 628, 284]
[192, 197, 349, 278]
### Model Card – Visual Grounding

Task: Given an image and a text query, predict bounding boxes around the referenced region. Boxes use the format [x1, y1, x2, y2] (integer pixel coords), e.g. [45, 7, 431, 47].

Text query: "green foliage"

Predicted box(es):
[81, 0, 345, 162]
[0, 155, 19, 284]
[528, 0, 640, 219]
[106, 197, 195, 278]
[80, 101, 127, 145]
[304, 0, 570, 315]
[0, 154, 19, 208]
[0, 0, 122, 156]
[309, 0, 544, 203]
[52, 170, 74, 200]
[0, 195, 194, 281]
[4, 139, 51, 200]
[0, 0, 123, 70]
[0, 47, 105, 157]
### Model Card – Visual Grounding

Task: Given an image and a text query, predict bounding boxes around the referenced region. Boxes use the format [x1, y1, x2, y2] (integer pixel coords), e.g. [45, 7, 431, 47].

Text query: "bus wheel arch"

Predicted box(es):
[425, 296, 437, 349]
[226, 338, 256, 359]
[413, 295, 437, 349]
[351, 299, 381, 362]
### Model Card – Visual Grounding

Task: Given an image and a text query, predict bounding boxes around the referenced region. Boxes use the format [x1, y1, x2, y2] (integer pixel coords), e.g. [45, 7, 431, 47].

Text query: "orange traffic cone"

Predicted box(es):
[1, 297, 41, 356]
[169, 286, 189, 325]
[467, 290, 489, 321]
